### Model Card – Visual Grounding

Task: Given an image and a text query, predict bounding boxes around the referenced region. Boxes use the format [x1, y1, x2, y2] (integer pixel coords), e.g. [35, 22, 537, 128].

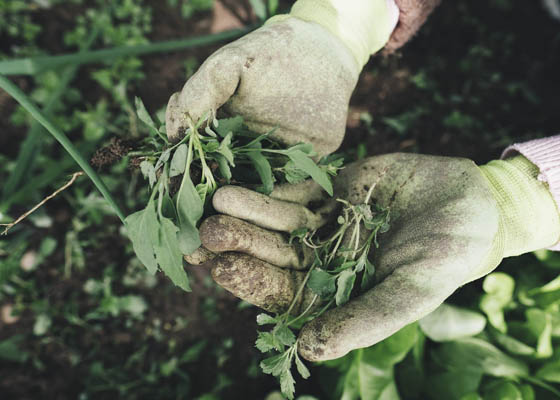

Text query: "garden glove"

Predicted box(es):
[197, 153, 560, 361]
[165, 0, 399, 156]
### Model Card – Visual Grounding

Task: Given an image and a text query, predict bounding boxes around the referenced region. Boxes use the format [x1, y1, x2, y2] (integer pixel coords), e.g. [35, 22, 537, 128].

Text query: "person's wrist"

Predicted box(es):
[268, 0, 398, 68]
[479, 155, 560, 258]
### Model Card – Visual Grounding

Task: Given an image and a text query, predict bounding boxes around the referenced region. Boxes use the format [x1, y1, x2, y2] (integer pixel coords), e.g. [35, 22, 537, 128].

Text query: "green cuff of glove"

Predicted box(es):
[479, 155, 560, 260]
[267, 0, 397, 68]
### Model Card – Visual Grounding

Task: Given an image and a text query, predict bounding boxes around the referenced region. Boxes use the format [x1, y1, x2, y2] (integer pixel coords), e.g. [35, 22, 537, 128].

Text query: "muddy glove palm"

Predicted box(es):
[197, 153, 560, 361]
[165, 0, 398, 156]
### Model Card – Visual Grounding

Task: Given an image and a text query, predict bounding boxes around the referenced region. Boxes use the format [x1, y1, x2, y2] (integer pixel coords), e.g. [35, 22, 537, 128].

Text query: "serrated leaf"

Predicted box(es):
[247, 149, 274, 194]
[335, 269, 356, 306]
[153, 217, 191, 291]
[260, 353, 288, 376]
[125, 200, 159, 275]
[140, 161, 157, 188]
[256, 331, 277, 352]
[307, 269, 336, 299]
[169, 144, 188, 177]
[295, 353, 310, 379]
[257, 313, 277, 325]
[280, 368, 296, 400]
[275, 325, 296, 347]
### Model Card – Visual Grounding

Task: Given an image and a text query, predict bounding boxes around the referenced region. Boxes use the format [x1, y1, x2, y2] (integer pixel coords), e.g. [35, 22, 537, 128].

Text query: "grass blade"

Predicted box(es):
[0, 27, 256, 76]
[1, 29, 99, 202]
[0, 74, 126, 223]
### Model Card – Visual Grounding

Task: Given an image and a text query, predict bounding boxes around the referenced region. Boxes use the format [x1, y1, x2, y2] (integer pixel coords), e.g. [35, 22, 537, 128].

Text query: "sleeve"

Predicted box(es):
[502, 135, 560, 250]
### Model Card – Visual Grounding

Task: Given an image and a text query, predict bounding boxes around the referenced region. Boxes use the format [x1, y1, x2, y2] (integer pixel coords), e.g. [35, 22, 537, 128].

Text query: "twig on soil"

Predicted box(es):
[1, 171, 84, 235]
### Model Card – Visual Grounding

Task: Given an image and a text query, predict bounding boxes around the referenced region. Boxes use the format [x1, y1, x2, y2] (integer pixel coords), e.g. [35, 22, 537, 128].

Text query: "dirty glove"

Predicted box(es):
[197, 153, 560, 361]
[166, 0, 399, 156]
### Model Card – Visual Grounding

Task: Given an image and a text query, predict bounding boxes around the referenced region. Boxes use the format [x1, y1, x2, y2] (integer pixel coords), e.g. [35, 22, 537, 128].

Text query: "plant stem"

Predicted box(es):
[0, 74, 126, 224]
[0, 27, 257, 75]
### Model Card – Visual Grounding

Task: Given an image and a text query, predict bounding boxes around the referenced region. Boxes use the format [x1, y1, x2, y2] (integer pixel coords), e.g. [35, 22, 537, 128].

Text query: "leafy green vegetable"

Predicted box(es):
[480, 272, 515, 332]
[419, 303, 486, 342]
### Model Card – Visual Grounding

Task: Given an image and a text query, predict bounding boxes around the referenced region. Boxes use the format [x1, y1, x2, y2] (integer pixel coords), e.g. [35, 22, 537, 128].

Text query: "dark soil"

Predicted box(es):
[1, 0, 560, 399]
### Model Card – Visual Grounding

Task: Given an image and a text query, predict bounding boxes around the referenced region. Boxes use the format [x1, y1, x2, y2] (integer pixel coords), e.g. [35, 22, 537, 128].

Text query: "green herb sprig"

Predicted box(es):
[256, 184, 391, 399]
[126, 98, 342, 291]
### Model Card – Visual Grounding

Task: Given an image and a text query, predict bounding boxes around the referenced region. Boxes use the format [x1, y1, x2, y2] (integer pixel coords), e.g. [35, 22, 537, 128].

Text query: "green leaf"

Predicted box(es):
[247, 149, 274, 194]
[360, 257, 376, 291]
[525, 308, 553, 358]
[280, 369, 296, 400]
[526, 275, 560, 307]
[535, 361, 560, 383]
[215, 154, 232, 182]
[217, 132, 235, 166]
[275, 325, 296, 347]
[125, 200, 159, 275]
[153, 217, 191, 291]
[533, 249, 560, 269]
[215, 115, 243, 137]
[483, 380, 523, 400]
[295, 353, 310, 379]
[176, 172, 203, 254]
[256, 313, 277, 326]
[433, 337, 528, 378]
[0, 335, 29, 363]
[284, 149, 333, 196]
[307, 269, 336, 299]
[480, 272, 515, 333]
[169, 144, 188, 177]
[260, 353, 288, 376]
[249, 0, 267, 20]
[135, 96, 159, 136]
[335, 269, 356, 306]
[489, 328, 535, 356]
[155, 148, 171, 171]
[284, 160, 310, 184]
[419, 304, 486, 342]
[363, 323, 419, 369]
[140, 160, 157, 188]
[256, 331, 278, 352]
[176, 218, 201, 256]
[426, 370, 482, 400]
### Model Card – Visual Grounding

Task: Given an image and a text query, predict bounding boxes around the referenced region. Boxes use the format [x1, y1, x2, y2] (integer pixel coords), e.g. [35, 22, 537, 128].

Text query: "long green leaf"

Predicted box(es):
[2, 29, 99, 202]
[0, 74, 126, 223]
[0, 27, 256, 75]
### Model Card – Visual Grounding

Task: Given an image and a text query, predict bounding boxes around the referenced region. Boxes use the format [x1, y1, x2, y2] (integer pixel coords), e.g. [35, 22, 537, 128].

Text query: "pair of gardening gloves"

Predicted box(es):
[165, 0, 560, 361]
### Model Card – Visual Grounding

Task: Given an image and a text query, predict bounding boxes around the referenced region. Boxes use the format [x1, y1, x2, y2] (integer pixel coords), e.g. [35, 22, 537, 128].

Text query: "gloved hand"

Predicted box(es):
[384, 0, 442, 53]
[165, 0, 399, 156]
[197, 153, 560, 361]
